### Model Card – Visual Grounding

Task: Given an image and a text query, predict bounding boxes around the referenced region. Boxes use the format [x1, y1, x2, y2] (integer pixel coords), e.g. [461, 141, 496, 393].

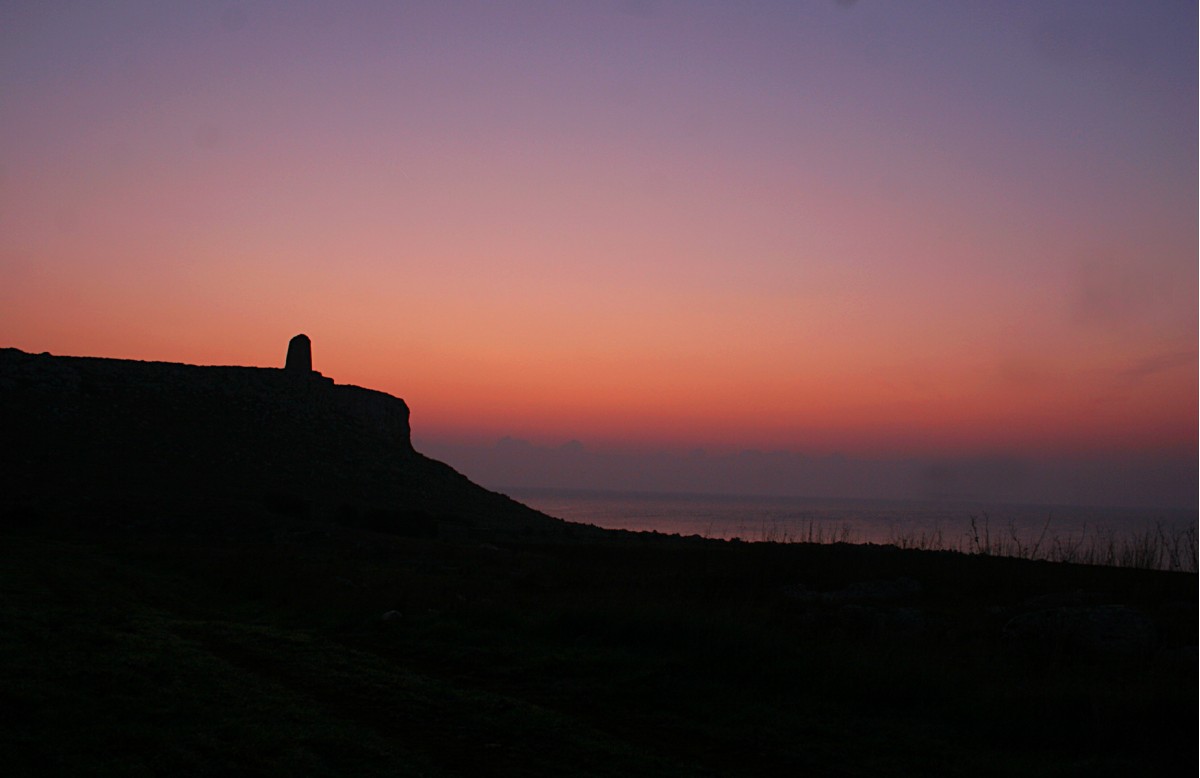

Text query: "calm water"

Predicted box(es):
[505, 487, 1199, 571]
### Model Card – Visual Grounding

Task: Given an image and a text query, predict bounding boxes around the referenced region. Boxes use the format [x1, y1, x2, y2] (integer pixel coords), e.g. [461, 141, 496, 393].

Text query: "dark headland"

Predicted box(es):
[0, 340, 566, 540]
[0, 341, 1195, 776]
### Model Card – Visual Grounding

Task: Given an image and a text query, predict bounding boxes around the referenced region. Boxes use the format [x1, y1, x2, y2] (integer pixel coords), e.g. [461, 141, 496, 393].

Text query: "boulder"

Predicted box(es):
[1002, 605, 1156, 656]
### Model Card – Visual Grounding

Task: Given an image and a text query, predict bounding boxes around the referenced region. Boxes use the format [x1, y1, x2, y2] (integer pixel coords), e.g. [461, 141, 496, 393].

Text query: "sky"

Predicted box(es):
[2, 1, 1196, 508]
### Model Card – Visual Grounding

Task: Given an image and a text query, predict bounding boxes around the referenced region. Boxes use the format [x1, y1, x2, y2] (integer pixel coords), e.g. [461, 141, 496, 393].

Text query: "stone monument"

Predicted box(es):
[285, 334, 312, 373]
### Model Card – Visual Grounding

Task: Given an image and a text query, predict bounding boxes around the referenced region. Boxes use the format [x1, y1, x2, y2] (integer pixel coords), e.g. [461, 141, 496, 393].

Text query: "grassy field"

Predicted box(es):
[1, 501, 1194, 777]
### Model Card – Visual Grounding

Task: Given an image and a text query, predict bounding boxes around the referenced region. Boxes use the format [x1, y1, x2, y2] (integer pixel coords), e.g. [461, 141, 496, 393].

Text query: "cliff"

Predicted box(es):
[0, 344, 564, 537]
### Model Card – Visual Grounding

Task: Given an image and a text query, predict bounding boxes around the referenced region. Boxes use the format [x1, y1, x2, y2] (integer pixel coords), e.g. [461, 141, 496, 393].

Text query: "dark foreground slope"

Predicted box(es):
[0, 347, 1195, 776]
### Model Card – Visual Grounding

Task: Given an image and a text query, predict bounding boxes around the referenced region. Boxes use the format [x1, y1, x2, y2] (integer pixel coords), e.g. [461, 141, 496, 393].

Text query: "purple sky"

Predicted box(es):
[2, 2, 1196, 507]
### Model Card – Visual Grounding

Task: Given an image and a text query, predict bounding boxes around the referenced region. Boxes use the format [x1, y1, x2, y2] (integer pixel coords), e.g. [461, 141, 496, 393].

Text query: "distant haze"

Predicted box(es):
[2, 2, 1195, 508]
[417, 436, 1196, 511]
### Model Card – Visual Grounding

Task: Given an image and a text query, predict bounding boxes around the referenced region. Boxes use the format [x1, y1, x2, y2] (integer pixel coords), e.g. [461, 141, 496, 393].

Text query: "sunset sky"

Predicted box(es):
[2, 2, 1195, 507]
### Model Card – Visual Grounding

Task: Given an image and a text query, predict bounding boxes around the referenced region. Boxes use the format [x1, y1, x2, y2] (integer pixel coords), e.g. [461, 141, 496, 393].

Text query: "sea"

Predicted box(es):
[503, 487, 1199, 572]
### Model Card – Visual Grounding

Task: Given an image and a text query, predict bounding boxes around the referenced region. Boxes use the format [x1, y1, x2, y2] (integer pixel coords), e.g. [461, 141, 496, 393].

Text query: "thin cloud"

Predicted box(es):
[1116, 348, 1198, 384]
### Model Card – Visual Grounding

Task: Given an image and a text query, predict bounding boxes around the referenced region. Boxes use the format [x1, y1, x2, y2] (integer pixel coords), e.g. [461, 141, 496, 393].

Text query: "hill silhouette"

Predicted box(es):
[0, 341, 1194, 776]
[0, 343, 566, 539]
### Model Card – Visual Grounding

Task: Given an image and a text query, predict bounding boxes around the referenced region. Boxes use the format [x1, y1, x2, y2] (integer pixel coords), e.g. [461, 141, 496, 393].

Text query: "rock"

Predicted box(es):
[779, 583, 819, 602]
[782, 577, 923, 604]
[825, 577, 923, 603]
[1002, 605, 1156, 656]
[836, 605, 926, 638]
[381, 610, 403, 622]
[1019, 590, 1105, 609]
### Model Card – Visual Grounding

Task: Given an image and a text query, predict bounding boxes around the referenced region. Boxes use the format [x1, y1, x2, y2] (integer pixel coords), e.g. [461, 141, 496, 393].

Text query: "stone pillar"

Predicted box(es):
[285, 334, 312, 372]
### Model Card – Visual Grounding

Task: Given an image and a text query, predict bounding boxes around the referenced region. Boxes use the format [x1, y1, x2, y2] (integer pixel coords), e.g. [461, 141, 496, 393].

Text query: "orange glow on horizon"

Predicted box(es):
[1, 3, 1195, 493]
